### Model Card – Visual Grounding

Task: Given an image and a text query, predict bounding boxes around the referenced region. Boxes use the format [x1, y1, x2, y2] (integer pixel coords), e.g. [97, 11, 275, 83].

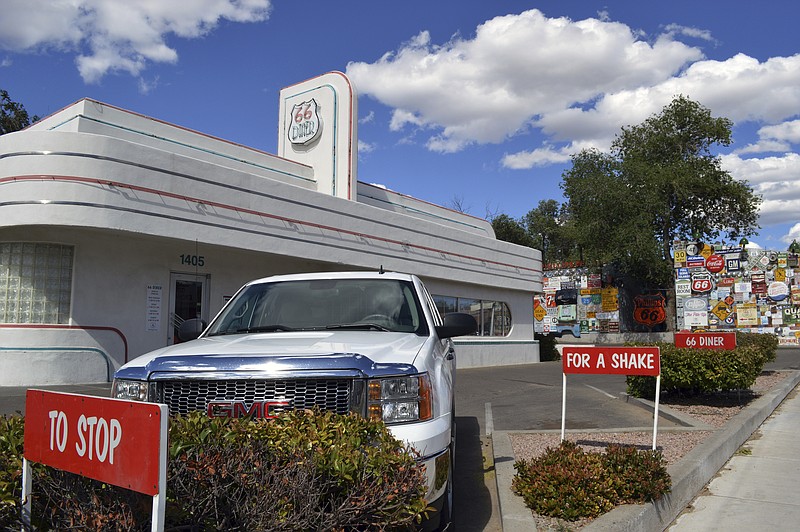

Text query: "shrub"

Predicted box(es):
[736, 332, 778, 364]
[512, 440, 670, 521]
[164, 410, 428, 531]
[0, 414, 25, 530]
[1, 410, 428, 531]
[536, 333, 560, 361]
[626, 338, 775, 399]
[603, 444, 671, 503]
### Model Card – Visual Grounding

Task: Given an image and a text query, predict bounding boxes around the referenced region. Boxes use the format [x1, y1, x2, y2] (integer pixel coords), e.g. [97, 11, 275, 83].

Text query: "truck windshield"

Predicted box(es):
[206, 278, 429, 336]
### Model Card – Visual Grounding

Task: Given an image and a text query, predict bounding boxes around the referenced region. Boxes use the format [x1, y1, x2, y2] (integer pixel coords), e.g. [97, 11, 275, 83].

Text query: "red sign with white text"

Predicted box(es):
[562, 346, 660, 376]
[675, 331, 737, 350]
[691, 278, 713, 293]
[24, 390, 165, 495]
[705, 254, 725, 273]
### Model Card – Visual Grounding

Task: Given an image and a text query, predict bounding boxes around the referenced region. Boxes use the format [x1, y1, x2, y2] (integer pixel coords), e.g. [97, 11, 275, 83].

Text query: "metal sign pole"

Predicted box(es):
[151, 404, 168, 532]
[20, 458, 32, 532]
[560, 373, 567, 442]
[652, 375, 662, 450]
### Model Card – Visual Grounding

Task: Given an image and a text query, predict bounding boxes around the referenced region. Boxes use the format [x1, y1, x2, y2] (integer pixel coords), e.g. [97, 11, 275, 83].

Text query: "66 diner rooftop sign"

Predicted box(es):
[288, 98, 322, 145]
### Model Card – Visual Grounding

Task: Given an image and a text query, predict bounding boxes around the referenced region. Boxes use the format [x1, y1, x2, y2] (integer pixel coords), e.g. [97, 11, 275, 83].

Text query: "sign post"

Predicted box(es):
[22, 390, 168, 531]
[561, 346, 662, 449]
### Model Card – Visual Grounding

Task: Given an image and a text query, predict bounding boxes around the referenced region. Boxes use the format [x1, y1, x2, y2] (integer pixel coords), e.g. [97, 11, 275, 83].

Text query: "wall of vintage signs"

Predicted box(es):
[535, 267, 621, 336]
[674, 241, 800, 346]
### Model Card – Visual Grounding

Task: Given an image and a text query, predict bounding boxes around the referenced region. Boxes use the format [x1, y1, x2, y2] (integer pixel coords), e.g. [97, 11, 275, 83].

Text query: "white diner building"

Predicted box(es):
[0, 72, 542, 386]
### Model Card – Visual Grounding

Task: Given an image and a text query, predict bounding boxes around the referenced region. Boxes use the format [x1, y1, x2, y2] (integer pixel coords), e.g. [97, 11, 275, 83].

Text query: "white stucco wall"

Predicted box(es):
[0, 87, 542, 386]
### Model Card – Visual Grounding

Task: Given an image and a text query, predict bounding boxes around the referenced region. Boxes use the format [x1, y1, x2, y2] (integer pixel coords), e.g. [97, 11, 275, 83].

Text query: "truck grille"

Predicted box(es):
[155, 379, 356, 416]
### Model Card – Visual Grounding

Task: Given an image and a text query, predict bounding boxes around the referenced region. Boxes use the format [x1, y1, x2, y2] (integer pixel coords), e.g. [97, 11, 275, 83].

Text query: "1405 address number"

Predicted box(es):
[180, 254, 205, 267]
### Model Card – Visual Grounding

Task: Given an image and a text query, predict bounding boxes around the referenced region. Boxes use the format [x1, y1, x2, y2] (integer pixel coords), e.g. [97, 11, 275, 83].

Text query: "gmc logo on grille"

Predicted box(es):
[207, 400, 291, 419]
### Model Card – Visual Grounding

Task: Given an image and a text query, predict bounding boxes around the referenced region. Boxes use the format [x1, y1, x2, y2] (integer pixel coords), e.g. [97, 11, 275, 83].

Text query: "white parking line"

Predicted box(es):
[585, 384, 617, 399]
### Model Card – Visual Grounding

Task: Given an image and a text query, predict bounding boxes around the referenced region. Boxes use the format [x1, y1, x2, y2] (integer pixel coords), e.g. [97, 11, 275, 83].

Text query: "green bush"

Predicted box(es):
[736, 332, 778, 363]
[626, 336, 777, 399]
[0, 414, 25, 530]
[1, 410, 428, 531]
[164, 410, 427, 531]
[536, 333, 560, 361]
[512, 440, 670, 521]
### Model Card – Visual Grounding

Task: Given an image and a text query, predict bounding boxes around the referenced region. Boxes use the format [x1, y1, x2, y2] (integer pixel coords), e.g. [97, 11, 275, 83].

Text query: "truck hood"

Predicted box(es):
[115, 331, 430, 380]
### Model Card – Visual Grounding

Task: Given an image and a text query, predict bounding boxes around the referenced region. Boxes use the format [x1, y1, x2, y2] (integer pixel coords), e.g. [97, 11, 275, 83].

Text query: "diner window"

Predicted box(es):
[0, 243, 73, 324]
[433, 294, 512, 337]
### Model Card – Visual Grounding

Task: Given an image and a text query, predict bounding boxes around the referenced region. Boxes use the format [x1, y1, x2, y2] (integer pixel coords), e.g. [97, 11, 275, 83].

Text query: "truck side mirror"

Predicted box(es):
[178, 318, 207, 342]
[435, 312, 477, 339]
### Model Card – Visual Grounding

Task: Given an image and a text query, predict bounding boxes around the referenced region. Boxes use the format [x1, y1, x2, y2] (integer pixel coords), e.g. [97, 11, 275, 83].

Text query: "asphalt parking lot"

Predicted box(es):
[452, 348, 800, 531]
[452, 359, 677, 531]
[3, 349, 798, 531]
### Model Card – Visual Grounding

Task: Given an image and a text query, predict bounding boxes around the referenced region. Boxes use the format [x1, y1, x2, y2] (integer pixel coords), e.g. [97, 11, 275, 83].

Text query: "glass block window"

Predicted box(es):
[0, 243, 73, 324]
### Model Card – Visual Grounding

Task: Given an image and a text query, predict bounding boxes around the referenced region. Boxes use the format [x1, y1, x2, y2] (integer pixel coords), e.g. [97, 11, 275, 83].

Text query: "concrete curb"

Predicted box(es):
[492, 371, 800, 532]
[620, 393, 715, 430]
[493, 430, 538, 532]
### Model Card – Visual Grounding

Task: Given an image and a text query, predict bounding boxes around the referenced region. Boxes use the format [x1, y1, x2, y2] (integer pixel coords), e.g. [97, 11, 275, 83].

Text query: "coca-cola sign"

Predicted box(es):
[705, 254, 725, 273]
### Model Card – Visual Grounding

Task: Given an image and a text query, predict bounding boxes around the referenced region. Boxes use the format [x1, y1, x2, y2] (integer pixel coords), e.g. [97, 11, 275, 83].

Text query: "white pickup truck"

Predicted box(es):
[112, 271, 476, 530]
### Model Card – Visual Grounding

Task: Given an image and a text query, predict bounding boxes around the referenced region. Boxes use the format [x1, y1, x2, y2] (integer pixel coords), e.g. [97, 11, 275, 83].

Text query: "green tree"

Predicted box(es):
[561, 96, 761, 325]
[1, 89, 39, 135]
[523, 199, 578, 264]
[491, 214, 535, 247]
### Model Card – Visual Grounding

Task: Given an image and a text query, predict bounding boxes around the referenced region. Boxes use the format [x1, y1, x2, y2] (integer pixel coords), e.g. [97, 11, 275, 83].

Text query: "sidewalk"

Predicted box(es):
[493, 371, 800, 531]
[667, 382, 800, 531]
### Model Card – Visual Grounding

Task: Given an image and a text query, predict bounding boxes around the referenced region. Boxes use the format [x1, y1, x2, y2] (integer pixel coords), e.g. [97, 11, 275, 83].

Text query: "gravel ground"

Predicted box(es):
[509, 370, 791, 531]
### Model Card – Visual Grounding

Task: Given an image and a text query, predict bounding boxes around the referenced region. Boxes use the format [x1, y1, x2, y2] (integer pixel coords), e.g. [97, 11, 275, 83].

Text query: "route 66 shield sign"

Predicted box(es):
[288, 99, 322, 146]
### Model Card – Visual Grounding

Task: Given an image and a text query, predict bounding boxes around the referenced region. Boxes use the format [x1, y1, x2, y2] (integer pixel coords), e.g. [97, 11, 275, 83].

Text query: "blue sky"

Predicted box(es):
[2, 0, 799, 250]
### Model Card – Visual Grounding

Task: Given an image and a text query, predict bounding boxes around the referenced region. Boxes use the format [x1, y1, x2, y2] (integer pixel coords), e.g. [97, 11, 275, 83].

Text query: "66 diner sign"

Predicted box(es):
[288, 98, 322, 145]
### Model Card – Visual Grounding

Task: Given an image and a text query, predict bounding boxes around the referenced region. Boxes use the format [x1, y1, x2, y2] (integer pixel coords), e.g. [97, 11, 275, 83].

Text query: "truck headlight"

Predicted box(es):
[112, 379, 149, 401]
[367, 374, 432, 424]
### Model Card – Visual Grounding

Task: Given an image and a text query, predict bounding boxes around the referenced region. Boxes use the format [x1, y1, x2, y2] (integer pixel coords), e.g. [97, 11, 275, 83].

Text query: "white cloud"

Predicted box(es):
[359, 111, 375, 125]
[347, 9, 703, 151]
[502, 145, 573, 169]
[721, 152, 800, 227]
[426, 135, 469, 154]
[784, 222, 800, 244]
[345, 8, 800, 197]
[721, 152, 800, 186]
[526, 53, 800, 163]
[389, 109, 426, 131]
[346, 8, 800, 239]
[735, 140, 791, 154]
[358, 140, 376, 154]
[662, 24, 716, 43]
[0, 0, 271, 83]
[137, 75, 160, 95]
[757, 120, 800, 144]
